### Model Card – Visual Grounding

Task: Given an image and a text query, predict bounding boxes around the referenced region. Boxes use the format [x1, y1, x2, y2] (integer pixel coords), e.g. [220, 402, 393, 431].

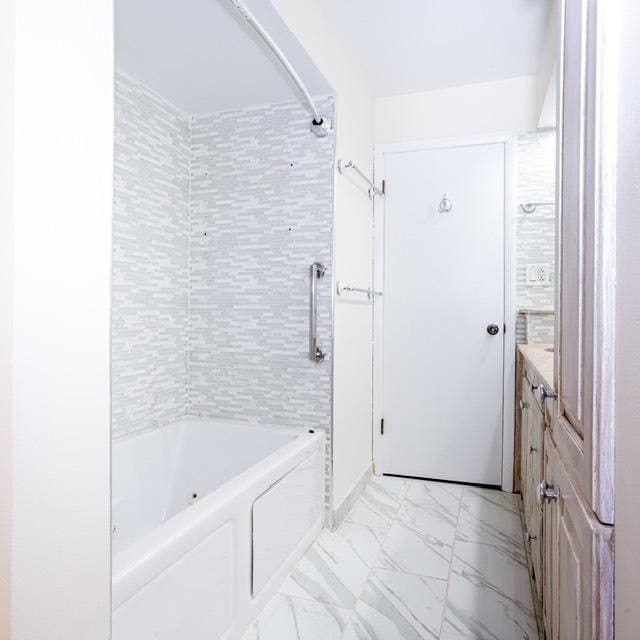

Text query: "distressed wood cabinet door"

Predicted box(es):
[519, 379, 531, 503]
[555, 0, 615, 524]
[542, 432, 613, 640]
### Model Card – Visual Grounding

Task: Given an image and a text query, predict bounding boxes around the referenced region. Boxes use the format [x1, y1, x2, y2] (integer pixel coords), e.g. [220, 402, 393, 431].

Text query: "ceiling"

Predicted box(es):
[116, 0, 552, 114]
[115, 0, 332, 114]
[324, 0, 553, 97]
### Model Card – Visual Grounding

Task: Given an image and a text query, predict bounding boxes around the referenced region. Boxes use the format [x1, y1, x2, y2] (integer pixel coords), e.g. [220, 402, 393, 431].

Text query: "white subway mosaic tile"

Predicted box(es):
[188, 97, 335, 435]
[515, 131, 556, 344]
[112, 70, 190, 436]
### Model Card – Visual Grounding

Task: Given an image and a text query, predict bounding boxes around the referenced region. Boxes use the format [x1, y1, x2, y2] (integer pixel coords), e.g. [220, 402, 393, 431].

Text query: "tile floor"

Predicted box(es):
[242, 475, 538, 640]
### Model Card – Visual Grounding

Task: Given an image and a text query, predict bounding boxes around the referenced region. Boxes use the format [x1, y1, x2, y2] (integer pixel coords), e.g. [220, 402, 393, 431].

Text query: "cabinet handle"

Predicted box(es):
[537, 480, 559, 505]
[526, 532, 538, 541]
[540, 384, 557, 399]
[529, 446, 538, 454]
[519, 400, 529, 411]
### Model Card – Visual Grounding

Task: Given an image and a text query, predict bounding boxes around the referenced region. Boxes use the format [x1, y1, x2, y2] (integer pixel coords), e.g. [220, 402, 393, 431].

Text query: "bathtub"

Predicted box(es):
[111, 417, 324, 640]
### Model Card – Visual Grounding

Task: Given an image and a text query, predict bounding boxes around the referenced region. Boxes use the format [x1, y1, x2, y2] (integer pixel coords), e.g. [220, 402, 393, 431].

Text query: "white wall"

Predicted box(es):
[269, 0, 376, 513]
[536, 1, 559, 129]
[0, 0, 15, 635]
[375, 76, 539, 145]
[615, 1, 640, 636]
[9, 0, 113, 637]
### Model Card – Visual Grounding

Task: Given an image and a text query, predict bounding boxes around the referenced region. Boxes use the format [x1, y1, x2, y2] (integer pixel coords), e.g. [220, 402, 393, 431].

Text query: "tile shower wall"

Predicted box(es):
[189, 98, 335, 440]
[112, 69, 335, 469]
[112, 71, 190, 437]
[516, 130, 556, 344]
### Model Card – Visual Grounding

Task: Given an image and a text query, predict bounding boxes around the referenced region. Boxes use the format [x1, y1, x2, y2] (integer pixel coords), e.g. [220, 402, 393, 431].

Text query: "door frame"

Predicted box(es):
[373, 134, 517, 492]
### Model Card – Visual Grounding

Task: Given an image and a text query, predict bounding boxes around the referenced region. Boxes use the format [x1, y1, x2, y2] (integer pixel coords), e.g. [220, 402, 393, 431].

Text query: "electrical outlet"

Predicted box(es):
[526, 263, 551, 286]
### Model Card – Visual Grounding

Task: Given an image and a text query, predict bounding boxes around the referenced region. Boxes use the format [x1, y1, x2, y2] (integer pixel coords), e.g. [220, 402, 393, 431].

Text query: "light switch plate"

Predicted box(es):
[526, 263, 551, 286]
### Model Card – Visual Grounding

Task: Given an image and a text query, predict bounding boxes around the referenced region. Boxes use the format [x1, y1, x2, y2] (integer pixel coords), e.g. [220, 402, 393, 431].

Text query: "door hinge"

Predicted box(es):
[381, 179, 386, 194]
[504, 323, 507, 333]
[380, 418, 385, 435]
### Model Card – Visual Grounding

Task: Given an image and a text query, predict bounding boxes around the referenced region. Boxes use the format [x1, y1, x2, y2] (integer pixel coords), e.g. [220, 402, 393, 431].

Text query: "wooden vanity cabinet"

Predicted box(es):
[518, 0, 617, 636]
[520, 375, 544, 605]
[514, 0, 620, 634]
[542, 431, 614, 640]
[519, 355, 614, 640]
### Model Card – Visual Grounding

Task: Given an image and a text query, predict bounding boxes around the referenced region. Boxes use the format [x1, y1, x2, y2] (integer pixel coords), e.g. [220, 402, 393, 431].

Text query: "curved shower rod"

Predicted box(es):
[225, 0, 333, 138]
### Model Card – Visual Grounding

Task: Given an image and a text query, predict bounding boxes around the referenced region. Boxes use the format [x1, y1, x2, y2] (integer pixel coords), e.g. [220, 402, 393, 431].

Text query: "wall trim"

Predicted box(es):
[329, 462, 372, 530]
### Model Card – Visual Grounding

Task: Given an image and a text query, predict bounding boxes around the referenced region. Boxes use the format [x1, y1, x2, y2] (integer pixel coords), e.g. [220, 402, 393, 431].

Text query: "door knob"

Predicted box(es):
[486, 324, 500, 336]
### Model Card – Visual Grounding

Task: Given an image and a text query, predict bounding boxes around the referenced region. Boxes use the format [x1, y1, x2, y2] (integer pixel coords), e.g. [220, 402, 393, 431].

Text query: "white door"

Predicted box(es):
[377, 142, 505, 485]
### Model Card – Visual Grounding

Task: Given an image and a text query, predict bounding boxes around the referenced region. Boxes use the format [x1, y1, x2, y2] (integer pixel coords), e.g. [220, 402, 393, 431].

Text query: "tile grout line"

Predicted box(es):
[353, 477, 411, 598]
[437, 486, 465, 640]
[338, 476, 412, 634]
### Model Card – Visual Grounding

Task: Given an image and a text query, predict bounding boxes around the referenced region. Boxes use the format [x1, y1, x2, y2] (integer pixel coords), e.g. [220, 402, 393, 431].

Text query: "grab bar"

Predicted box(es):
[309, 263, 326, 362]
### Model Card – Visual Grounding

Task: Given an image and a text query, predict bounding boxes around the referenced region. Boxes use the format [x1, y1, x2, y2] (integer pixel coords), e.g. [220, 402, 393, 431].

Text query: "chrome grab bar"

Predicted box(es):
[309, 263, 326, 363]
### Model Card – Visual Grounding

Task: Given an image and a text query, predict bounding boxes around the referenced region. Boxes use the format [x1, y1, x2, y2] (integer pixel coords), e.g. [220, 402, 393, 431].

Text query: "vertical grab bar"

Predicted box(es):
[309, 263, 326, 362]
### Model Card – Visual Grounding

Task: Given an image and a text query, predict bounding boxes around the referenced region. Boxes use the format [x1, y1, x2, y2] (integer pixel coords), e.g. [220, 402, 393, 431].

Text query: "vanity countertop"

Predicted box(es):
[518, 343, 555, 391]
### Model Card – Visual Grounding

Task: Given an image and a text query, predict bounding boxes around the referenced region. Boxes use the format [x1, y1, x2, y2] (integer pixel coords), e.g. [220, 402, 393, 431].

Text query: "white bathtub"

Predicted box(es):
[112, 417, 324, 640]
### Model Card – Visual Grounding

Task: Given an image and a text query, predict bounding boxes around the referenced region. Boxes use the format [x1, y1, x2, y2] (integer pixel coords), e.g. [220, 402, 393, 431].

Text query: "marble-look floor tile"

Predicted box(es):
[375, 517, 454, 580]
[279, 522, 383, 608]
[442, 540, 538, 640]
[401, 481, 462, 533]
[346, 476, 409, 530]
[343, 569, 446, 640]
[403, 480, 463, 517]
[246, 481, 537, 640]
[456, 488, 526, 561]
[370, 474, 411, 499]
[374, 483, 458, 579]
[245, 594, 350, 640]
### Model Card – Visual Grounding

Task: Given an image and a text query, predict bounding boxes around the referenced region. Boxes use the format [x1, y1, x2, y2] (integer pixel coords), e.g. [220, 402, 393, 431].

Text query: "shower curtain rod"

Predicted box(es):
[226, 0, 332, 138]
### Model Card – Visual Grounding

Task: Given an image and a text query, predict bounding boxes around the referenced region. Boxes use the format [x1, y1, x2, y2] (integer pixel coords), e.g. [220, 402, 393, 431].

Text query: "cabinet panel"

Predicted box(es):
[519, 377, 531, 500]
[541, 432, 613, 640]
[558, 0, 588, 438]
[556, 0, 615, 524]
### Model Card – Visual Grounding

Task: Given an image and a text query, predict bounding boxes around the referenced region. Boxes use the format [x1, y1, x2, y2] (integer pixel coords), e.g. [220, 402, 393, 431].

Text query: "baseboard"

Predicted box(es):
[329, 463, 373, 531]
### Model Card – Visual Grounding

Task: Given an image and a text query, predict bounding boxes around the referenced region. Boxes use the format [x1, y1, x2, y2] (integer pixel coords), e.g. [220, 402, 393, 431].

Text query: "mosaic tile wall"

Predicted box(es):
[189, 97, 335, 439]
[515, 130, 556, 344]
[112, 70, 190, 437]
[112, 69, 336, 468]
